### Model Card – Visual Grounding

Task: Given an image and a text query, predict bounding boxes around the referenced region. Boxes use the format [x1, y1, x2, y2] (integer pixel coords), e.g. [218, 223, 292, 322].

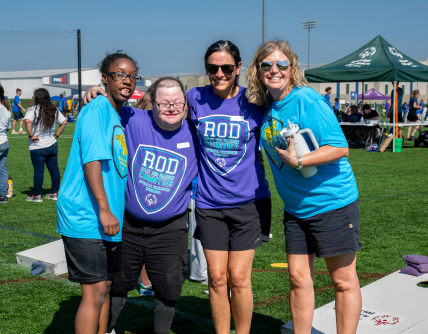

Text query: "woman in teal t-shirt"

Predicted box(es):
[246, 40, 362, 334]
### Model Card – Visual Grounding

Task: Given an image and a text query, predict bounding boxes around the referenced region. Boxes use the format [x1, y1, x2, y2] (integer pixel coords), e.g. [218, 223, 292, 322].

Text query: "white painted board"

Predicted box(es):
[281, 270, 428, 333]
[16, 239, 67, 275]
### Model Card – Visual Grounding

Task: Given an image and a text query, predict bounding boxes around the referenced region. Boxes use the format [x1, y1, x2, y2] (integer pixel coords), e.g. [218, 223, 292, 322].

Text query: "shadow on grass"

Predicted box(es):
[21, 188, 55, 196]
[45, 295, 283, 334]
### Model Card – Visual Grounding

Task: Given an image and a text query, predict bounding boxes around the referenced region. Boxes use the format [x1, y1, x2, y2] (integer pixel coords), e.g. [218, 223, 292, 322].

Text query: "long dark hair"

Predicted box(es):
[33, 88, 57, 132]
[204, 40, 241, 87]
[0, 85, 9, 110]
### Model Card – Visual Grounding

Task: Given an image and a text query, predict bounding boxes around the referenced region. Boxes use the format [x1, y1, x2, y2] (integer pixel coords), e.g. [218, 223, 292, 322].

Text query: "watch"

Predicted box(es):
[28, 135, 33, 138]
[296, 156, 304, 171]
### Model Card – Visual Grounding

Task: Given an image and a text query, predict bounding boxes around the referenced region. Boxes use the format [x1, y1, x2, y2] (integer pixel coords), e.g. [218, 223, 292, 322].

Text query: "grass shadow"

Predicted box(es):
[44, 296, 80, 334]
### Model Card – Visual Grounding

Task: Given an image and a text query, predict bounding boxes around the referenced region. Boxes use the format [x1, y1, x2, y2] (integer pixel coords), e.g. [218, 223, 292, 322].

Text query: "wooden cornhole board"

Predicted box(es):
[281, 270, 428, 333]
[16, 239, 67, 275]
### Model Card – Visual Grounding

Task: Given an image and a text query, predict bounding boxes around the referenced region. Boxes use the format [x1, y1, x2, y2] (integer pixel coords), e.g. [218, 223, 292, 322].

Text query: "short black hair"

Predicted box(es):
[98, 52, 139, 75]
[362, 104, 371, 110]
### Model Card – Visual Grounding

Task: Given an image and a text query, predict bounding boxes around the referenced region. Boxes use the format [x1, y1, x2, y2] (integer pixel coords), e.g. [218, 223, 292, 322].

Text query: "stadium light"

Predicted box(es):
[302, 20, 316, 70]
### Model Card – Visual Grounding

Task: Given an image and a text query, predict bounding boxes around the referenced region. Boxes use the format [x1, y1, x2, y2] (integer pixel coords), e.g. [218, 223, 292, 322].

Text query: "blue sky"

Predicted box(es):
[1, 0, 427, 76]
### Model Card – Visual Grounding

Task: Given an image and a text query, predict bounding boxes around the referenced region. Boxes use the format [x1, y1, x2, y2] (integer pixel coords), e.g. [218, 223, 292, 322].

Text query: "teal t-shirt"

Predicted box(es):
[260, 86, 358, 218]
[57, 96, 128, 241]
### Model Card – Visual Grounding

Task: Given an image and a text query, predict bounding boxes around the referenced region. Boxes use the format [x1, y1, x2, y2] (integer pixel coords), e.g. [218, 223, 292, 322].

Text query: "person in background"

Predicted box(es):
[0, 85, 11, 204]
[418, 99, 424, 121]
[56, 52, 137, 334]
[406, 90, 422, 141]
[334, 97, 340, 112]
[402, 102, 408, 120]
[24, 88, 68, 202]
[345, 105, 363, 146]
[355, 104, 380, 146]
[324, 87, 331, 106]
[343, 102, 350, 114]
[374, 101, 378, 113]
[358, 100, 363, 112]
[58, 94, 67, 117]
[246, 39, 361, 334]
[66, 97, 73, 115]
[11, 88, 26, 134]
[385, 100, 390, 117]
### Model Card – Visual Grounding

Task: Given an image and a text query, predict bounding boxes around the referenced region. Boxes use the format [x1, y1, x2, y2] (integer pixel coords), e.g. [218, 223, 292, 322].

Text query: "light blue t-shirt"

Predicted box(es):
[57, 96, 128, 241]
[260, 86, 359, 218]
[59, 97, 67, 112]
[13, 96, 20, 112]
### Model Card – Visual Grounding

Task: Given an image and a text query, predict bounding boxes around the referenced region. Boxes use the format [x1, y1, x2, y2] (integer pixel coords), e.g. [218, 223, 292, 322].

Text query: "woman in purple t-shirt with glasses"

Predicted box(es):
[187, 40, 271, 334]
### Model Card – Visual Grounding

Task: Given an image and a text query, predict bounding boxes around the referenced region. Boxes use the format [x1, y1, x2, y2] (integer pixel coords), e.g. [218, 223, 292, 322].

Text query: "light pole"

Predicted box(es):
[302, 21, 316, 70]
[262, 0, 266, 43]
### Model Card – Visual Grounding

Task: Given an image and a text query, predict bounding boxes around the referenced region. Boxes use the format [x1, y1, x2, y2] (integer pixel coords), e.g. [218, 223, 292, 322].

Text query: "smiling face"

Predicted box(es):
[102, 58, 137, 111]
[258, 48, 292, 101]
[152, 86, 185, 131]
[206, 51, 241, 98]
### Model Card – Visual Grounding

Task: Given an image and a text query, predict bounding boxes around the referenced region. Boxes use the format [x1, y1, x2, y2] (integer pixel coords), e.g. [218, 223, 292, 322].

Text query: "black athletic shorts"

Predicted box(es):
[13, 111, 24, 121]
[407, 110, 419, 121]
[194, 196, 271, 251]
[284, 199, 361, 258]
[62, 236, 122, 283]
[112, 210, 189, 300]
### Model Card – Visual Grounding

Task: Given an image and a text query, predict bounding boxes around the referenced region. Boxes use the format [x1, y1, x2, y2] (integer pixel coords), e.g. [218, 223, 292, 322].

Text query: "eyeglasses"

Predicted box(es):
[205, 64, 236, 75]
[155, 102, 186, 111]
[259, 61, 290, 72]
[107, 71, 141, 83]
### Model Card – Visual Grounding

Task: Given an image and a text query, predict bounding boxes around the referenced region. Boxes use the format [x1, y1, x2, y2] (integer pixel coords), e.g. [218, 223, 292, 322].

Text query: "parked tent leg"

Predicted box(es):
[392, 81, 397, 152]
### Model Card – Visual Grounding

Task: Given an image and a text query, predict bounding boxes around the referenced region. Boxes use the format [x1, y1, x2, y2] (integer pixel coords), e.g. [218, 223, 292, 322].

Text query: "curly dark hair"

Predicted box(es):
[98, 52, 139, 75]
[33, 88, 58, 133]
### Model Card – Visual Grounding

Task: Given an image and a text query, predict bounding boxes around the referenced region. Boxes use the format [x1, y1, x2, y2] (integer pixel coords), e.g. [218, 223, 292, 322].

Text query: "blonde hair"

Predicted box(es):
[246, 40, 307, 107]
[134, 86, 152, 110]
[410, 89, 420, 99]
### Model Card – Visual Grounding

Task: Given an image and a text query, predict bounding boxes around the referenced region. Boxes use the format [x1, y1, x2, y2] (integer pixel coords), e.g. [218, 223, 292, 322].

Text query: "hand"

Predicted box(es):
[99, 208, 120, 236]
[30, 135, 39, 143]
[275, 135, 298, 168]
[83, 86, 107, 105]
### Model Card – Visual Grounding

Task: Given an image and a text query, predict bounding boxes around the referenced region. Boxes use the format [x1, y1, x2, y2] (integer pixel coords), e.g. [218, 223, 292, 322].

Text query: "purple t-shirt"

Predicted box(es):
[187, 85, 270, 209]
[119, 107, 198, 223]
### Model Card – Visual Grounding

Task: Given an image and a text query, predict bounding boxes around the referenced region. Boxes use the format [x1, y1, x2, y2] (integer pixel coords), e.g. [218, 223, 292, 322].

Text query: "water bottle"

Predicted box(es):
[360, 116, 364, 124]
[7, 175, 13, 198]
[280, 120, 320, 178]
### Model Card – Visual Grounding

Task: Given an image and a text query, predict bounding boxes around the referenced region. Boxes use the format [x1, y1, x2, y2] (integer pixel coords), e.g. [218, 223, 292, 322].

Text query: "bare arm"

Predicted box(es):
[84, 160, 120, 236]
[24, 120, 39, 143]
[55, 120, 68, 138]
[275, 135, 349, 169]
[413, 101, 421, 109]
[17, 103, 26, 112]
[83, 86, 107, 105]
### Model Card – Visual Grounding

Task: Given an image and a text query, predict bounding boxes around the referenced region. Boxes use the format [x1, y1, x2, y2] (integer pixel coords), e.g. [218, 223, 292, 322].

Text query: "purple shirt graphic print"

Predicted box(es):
[119, 107, 198, 223]
[187, 85, 270, 209]
[132, 145, 186, 214]
[197, 115, 249, 175]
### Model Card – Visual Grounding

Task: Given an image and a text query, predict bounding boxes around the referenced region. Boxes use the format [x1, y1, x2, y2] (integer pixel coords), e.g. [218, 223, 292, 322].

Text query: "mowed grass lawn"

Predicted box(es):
[1, 110, 428, 334]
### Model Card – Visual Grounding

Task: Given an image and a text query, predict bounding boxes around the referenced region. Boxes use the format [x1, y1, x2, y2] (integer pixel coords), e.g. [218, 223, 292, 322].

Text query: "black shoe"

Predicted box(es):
[0, 196, 8, 204]
[410, 136, 415, 141]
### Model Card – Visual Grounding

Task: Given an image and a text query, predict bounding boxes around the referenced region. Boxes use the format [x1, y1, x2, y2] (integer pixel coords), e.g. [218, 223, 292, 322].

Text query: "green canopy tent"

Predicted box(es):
[305, 35, 428, 151]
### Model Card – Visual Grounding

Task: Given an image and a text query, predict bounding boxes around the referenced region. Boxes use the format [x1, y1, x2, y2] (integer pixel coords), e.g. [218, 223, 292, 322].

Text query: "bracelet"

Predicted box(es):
[54, 135, 58, 139]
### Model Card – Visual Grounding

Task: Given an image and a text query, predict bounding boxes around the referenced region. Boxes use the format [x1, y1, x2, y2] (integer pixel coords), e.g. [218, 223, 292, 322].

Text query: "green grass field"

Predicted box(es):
[1, 115, 428, 334]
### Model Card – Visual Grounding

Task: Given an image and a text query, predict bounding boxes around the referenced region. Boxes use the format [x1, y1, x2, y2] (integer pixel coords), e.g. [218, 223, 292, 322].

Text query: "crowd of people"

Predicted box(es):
[1, 40, 363, 334]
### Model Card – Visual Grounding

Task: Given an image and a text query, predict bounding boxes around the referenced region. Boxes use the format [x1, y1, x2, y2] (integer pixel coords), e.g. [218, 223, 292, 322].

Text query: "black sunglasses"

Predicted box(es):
[205, 64, 236, 75]
[259, 61, 290, 72]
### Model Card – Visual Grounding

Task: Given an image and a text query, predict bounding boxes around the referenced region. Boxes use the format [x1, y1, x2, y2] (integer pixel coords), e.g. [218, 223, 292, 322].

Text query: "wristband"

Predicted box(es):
[54, 135, 58, 139]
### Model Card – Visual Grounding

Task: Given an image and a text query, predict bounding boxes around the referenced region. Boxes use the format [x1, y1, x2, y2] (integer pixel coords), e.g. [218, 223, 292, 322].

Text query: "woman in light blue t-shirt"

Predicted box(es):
[246, 40, 362, 334]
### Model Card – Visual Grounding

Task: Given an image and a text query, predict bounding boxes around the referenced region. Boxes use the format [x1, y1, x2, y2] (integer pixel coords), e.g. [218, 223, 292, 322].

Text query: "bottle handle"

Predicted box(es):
[299, 129, 319, 151]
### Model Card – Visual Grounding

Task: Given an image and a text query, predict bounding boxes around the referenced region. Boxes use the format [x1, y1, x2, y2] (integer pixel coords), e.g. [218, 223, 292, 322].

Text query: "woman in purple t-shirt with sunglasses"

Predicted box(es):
[187, 40, 271, 334]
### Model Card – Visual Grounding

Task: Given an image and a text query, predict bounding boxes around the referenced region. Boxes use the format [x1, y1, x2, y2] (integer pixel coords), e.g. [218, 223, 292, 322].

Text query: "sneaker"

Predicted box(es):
[18, 130, 26, 134]
[45, 193, 58, 201]
[26, 195, 43, 202]
[106, 329, 116, 334]
[139, 283, 155, 296]
[11, 130, 19, 134]
[410, 136, 415, 141]
[0, 196, 8, 204]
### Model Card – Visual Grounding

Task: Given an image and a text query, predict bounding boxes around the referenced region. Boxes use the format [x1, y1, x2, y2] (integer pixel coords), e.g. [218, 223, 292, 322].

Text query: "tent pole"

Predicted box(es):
[392, 81, 396, 152]
[396, 82, 399, 140]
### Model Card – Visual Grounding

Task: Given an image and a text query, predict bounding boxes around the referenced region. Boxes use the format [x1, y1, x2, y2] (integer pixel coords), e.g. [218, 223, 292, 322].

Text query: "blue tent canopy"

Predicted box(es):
[50, 96, 61, 102]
